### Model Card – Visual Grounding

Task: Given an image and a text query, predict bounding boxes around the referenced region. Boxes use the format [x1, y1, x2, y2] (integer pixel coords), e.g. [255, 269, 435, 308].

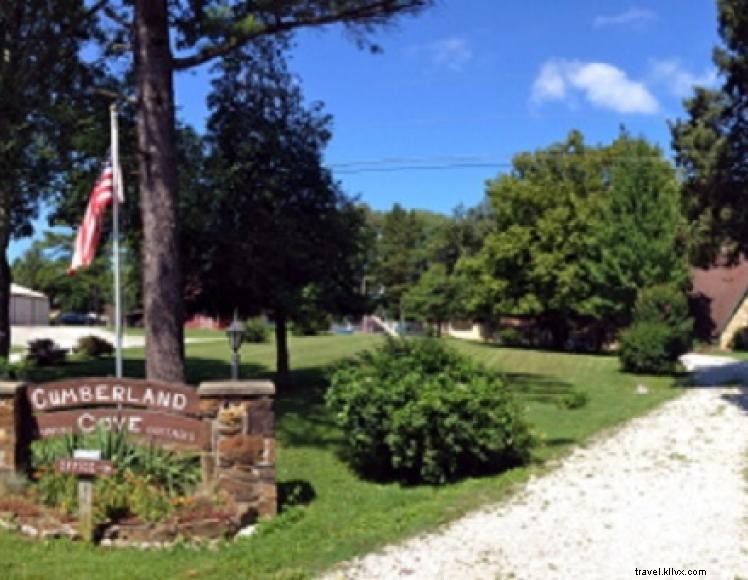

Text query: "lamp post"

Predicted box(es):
[226, 313, 245, 381]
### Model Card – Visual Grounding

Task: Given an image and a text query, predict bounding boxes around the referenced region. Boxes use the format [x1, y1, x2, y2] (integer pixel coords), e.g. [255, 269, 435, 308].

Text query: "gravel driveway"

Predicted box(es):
[325, 386, 748, 579]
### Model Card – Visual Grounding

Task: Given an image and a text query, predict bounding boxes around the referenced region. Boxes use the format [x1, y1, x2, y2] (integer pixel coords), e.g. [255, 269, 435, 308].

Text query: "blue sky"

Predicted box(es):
[175, 0, 720, 213]
[10, 1, 721, 261]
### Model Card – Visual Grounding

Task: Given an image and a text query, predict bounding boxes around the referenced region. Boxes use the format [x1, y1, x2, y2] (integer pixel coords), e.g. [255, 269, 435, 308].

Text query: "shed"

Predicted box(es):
[10, 284, 50, 325]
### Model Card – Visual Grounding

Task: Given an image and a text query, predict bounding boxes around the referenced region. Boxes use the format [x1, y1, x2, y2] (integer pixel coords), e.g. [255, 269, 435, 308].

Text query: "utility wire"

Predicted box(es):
[328, 153, 678, 175]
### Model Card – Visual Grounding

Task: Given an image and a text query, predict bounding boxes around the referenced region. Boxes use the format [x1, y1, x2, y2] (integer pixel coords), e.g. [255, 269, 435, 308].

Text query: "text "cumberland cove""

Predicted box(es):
[29, 381, 196, 414]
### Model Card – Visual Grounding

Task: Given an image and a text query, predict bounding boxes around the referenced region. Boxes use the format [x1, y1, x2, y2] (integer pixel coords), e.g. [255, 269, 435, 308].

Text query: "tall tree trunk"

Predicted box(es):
[274, 309, 289, 377]
[134, 0, 184, 382]
[0, 211, 10, 358]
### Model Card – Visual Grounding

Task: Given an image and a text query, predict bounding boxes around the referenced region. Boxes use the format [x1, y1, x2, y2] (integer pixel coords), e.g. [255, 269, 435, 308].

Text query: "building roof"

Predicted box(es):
[10, 283, 47, 299]
[690, 257, 748, 337]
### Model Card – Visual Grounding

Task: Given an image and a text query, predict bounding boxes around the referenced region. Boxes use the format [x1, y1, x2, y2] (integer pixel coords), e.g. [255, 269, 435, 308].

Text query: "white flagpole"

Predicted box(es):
[110, 103, 123, 378]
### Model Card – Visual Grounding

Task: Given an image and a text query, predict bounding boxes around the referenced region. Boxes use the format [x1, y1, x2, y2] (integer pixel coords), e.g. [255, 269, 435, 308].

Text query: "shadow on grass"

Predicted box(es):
[503, 371, 574, 403]
[270, 368, 344, 450]
[476, 341, 614, 358]
[544, 437, 577, 447]
[277, 479, 317, 513]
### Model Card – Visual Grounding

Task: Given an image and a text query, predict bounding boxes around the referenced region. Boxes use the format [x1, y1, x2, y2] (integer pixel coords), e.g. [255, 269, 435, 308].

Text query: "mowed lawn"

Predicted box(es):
[2, 333, 682, 579]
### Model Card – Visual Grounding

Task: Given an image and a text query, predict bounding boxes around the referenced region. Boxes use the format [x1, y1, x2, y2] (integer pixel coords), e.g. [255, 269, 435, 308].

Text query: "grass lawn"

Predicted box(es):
[2, 334, 682, 579]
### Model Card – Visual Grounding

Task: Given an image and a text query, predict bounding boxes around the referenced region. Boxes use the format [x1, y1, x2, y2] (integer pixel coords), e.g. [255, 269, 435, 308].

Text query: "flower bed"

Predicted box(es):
[0, 429, 252, 547]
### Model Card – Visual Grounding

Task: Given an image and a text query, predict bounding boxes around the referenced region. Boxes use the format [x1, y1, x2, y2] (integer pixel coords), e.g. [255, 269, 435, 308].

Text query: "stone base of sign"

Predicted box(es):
[198, 380, 277, 522]
[0, 377, 277, 544]
[0, 382, 26, 471]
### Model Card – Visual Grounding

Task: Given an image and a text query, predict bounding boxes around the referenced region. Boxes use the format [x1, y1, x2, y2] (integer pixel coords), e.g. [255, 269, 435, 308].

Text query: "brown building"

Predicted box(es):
[690, 258, 748, 349]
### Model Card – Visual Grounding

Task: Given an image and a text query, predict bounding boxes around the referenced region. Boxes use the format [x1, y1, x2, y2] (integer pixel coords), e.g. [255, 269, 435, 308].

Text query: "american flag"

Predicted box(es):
[69, 161, 123, 274]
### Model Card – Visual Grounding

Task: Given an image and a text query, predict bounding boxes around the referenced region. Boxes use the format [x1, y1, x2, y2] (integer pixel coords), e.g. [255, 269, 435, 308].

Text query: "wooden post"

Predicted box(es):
[78, 478, 94, 542]
[55, 450, 115, 543]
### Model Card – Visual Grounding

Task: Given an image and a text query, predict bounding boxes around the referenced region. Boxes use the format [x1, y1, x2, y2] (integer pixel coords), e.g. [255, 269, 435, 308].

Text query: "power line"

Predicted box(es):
[334, 162, 511, 175]
[328, 153, 678, 175]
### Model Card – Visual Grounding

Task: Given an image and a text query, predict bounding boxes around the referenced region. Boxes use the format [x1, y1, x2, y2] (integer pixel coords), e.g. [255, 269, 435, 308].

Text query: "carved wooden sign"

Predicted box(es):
[27, 378, 200, 414]
[36, 410, 210, 448]
[55, 458, 115, 477]
[28, 378, 208, 450]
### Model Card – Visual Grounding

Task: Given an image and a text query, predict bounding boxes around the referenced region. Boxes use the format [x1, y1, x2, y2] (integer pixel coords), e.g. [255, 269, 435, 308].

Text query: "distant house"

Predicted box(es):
[10, 284, 50, 326]
[443, 320, 491, 341]
[690, 258, 748, 349]
[184, 314, 230, 330]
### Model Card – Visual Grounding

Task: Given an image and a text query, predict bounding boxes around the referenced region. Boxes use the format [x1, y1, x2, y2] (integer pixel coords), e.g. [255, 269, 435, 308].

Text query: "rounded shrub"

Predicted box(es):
[619, 321, 678, 374]
[325, 339, 532, 484]
[243, 318, 270, 344]
[26, 338, 66, 366]
[618, 284, 692, 375]
[73, 335, 114, 358]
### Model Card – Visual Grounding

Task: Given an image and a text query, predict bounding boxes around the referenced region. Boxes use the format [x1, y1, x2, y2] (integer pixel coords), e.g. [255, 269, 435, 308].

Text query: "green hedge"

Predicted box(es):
[326, 339, 532, 484]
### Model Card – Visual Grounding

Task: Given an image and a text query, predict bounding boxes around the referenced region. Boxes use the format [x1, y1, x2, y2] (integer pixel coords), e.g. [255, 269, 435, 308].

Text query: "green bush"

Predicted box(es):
[26, 338, 66, 366]
[244, 318, 270, 343]
[633, 284, 690, 327]
[496, 327, 523, 346]
[325, 339, 532, 484]
[290, 315, 330, 337]
[73, 335, 114, 358]
[558, 388, 589, 410]
[29, 430, 200, 523]
[618, 285, 692, 375]
[619, 321, 679, 374]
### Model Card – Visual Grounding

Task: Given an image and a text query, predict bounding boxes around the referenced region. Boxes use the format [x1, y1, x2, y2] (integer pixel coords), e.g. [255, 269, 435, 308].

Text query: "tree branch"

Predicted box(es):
[102, 4, 132, 29]
[92, 87, 137, 104]
[172, 1, 427, 71]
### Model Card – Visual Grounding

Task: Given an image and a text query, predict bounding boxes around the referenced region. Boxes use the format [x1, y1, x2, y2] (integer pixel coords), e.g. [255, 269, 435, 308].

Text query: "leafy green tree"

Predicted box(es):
[459, 131, 687, 349]
[87, 0, 433, 382]
[185, 42, 367, 377]
[371, 204, 428, 318]
[402, 263, 456, 336]
[458, 131, 605, 347]
[671, 0, 748, 263]
[12, 232, 112, 314]
[586, 134, 688, 332]
[0, 1, 100, 355]
[423, 203, 494, 274]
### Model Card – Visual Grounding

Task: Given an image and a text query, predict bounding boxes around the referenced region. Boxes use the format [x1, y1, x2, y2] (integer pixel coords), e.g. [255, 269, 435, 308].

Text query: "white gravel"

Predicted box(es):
[325, 387, 748, 579]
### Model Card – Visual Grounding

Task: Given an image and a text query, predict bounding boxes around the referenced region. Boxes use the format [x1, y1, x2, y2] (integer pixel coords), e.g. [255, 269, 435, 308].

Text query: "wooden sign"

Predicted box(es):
[27, 378, 200, 415]
[55, 457, 115, 477]
[36, 409, 210, 449]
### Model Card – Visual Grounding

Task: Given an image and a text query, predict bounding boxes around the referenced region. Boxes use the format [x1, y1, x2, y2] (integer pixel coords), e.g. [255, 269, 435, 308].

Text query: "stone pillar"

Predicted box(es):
[198, 380, 276, 523]
[0, 382, 25, 472]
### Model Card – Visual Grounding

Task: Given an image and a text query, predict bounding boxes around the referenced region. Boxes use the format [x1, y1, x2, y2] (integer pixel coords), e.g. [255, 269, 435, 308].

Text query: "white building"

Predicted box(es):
[10, 284, 49, 325]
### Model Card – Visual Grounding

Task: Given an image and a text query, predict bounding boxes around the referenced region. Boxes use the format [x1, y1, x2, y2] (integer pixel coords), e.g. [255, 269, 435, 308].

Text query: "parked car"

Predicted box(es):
[55, 312, 95, 325]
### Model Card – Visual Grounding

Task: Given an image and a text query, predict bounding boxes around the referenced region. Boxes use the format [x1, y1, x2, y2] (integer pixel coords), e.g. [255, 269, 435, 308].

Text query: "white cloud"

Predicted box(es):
[532, 59, 660, 114]
[594, 8, 657, 28]
[533, 61, 566, 101]
[410, 36, 473, 72]
[648, 59, 718, 97]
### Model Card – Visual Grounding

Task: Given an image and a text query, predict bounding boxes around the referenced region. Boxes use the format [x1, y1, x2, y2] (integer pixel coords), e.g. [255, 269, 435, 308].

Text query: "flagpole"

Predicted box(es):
[110, 104, 123, 378]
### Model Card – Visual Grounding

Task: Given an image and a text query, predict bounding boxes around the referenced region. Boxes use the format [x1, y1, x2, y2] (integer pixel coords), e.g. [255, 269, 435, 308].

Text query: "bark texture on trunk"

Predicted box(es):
[134, 0, 184, 382]
[0, 225, 10, 359]
[274, 309, 289, 378]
